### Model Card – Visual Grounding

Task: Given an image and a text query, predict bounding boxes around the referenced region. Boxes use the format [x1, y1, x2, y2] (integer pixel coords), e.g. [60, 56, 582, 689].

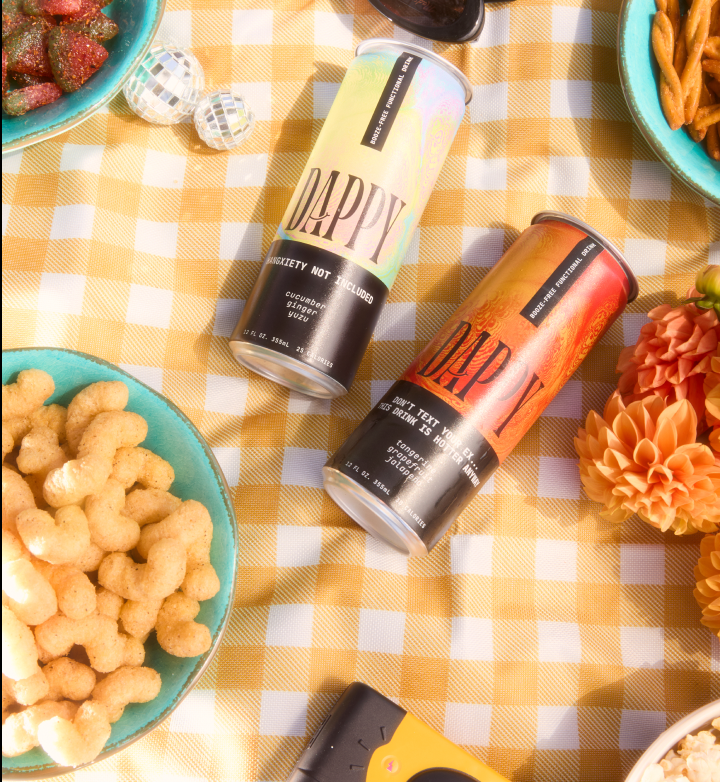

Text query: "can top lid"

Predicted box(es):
[531, 211, 639, 303]
[355, 38, 473, 105]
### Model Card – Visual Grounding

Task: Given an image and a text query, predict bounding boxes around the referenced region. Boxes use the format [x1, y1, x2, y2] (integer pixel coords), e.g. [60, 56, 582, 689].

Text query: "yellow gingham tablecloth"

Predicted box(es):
[3, 0, 720, 778]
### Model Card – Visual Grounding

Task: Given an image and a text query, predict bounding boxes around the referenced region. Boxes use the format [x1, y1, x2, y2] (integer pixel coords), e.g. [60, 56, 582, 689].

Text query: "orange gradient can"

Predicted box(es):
[323, 212, 640, 556]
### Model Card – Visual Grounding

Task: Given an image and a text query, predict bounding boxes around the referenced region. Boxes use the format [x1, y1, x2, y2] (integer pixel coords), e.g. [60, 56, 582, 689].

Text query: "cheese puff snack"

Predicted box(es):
[16, 505, 91, 564]
[2, 465, 36, 531]
[91, 666, 161, 722]
[95, 587, 123, 620]
[156, 593, 211, 658]
[2, 369, 54, 421]
[2, 427, 13, 463]
[43, 658, 96, 702]
[2, 528, 30, 563]
[138, 500, 220, 601]
[2, 605, 40, 681]
[16, 426, 66, 476]
[77, 411, 147, 459]
[29, 404, 67, 441]
[85, 478, 140, 552]
[2, 671, 49, 706]
[65, 380, 128, 454]
[34, 613, 128, 673]
[121, 487, 181, 526]
[43, 452, 113, 508]
[2, 558, 58, 626]
[119, 597, 163, 639]
[34, 561, 96, 620]
[111, 446, 174, 491]
[2, 700, 77, 757]
[37, 700, 111, 767]
[98, 537, 187, 602]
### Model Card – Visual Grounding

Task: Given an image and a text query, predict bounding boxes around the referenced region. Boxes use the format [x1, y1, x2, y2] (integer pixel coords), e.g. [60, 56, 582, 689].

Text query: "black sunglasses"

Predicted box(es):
[367, 0, 512, 43]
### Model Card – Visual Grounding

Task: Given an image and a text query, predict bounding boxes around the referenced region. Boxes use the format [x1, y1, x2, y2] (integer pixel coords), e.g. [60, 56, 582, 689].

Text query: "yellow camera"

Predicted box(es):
[288, 682, 509, 782]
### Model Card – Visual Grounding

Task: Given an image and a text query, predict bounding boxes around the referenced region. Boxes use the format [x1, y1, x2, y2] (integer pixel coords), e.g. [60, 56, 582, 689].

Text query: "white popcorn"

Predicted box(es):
[641, 722, 720, 782]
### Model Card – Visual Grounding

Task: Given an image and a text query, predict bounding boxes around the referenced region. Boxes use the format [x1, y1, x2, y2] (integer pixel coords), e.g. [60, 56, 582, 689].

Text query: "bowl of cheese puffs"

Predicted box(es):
[2, 347, 238, 778]
[617, 0, 720, 203]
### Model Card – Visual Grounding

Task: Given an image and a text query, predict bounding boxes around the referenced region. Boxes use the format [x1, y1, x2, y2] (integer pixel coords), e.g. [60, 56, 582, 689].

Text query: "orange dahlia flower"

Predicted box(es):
[705, 355, 720, 453]
[694, 533, 720, 636]
[617, 300, 719, 424]
[575, 392, 720, 535]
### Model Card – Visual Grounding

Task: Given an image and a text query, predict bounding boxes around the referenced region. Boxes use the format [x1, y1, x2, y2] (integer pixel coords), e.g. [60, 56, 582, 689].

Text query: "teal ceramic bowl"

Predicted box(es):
[617, 0, 720, 203]
[1, 0, 165, 153]
[2, 348, 238, 779]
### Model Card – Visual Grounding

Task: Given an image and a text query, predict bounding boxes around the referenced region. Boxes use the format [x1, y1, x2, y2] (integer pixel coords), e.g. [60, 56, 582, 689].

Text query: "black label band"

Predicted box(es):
[326, 380, 499, 551]
[360, 52, 422, 152]
[519, 236, 603, 326]
[233, 240, 389, 390]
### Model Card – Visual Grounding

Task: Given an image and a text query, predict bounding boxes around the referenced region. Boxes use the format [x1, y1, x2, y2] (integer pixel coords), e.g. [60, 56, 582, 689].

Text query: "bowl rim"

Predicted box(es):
[624, 699, 720, 782]
[1, 0, 167, 154]
[1, 346, 238, 779]
[616, 0, 720, 205]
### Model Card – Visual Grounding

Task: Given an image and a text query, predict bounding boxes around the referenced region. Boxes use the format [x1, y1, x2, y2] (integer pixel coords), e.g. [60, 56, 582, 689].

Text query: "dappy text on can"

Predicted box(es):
[323, 212, 640, 556]
[229, 38, 472, 399]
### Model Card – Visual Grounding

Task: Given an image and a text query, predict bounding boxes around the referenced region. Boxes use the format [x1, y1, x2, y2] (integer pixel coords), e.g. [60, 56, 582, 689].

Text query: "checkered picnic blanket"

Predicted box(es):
[2, 0, 719, 779]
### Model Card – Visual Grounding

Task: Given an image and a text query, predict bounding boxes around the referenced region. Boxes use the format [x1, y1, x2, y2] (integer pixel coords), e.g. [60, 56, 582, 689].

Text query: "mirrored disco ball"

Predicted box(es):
[123, 41, 205, 125]
[194, 89, 255, 150]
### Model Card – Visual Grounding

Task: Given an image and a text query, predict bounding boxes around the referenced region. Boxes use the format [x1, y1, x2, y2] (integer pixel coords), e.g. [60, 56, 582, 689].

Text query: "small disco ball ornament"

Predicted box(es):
[194, 89, 255, 150]
[123, 41, 205, 125]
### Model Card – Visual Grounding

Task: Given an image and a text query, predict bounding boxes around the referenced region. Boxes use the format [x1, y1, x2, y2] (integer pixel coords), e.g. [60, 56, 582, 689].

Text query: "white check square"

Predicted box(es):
[232, 10, 273, 45]
[619, 710, 666, 749]
[259, 690, 308, 736]
[118, 364, 163, 393]
[313, 82, 341, 119]
[548, 156, 590, 198]
[540, 379, 582, 419]
[59, 144, 105, 173]
[620, 544, 665, 584]
[50, 204, 95, 241]
[471, 7, 509, 47]
[444, 703, 492, 746]
[157, 10, 192, 48]
[287, 391, 331, 415]
[281, 447, 326, 489]
[538, 457, 581, 500]
[134, 219, 178, 258]
[142, 150, 187, 189]
[466, 158, 507, 191]
[266, 604, 314, 648]
[232, 82, 272, 122]
[552, 7, 592, 43]
[314, 12, 353, 49]
[212, 447, 241, 487]
[451, 535, 494, 576]
[371, 380, 394, 408]
[2, 150, 23, 174]
[537, 706, 580, 749]
[630, 160, 672, 201]
[374, 302, 416, 341]
[168, 690, 215, 733]
[450, 616, 493, 661]
[623, 313, 649, 347]
[461, 227, 504, 267]
[469, 83, 508, 123]
[538, 621, 582, 663]
[535, 540, 577, 582]
[276, 525, 323, 567]
[212, 298, 245, 337]
[365, 536, 408, 575]
[204, 375, 249, 416]
[225, 153, 268, 188]
[621, 626, 664, 669]
[37, 273, 86, 315]
[219, 222, 263, 262]
[357, 609, 406, 654]
[126, 284, 174, 329]
[550, 80, 592, 118]
[623, 239, 667, 277]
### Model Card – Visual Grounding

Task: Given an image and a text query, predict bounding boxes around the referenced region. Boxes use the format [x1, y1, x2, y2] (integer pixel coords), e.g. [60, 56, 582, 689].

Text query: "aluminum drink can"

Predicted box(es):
[323, 212, 640, 556]
[229, 39, 472, 398]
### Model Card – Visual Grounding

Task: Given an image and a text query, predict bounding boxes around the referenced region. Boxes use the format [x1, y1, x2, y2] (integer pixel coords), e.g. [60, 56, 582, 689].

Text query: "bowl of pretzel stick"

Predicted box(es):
[618, 0, 720, 202]
[2, 348, 238, 778]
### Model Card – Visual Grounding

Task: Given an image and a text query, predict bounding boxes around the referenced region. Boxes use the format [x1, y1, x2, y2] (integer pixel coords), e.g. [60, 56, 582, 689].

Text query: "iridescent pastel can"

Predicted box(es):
[229, 39, 472, 398]
[323, 212, 640, 556]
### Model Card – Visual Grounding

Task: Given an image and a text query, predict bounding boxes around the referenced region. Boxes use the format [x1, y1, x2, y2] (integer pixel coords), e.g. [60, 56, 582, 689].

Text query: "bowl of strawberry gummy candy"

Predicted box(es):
[1, 0, 165, 152]
[2, 348, 237, 777]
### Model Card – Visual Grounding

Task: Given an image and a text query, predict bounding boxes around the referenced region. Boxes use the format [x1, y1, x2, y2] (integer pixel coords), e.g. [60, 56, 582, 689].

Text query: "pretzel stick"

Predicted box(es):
[703, 57, 720, 72]
[682, 0, 712, 121]
[690, 80, 714, 138]
[694, 102, 720, 127]
[705, 35, 720, 56]
[706, 122, 720, 158]
[653, 11, 686, 129]
[657, 0, 682, 40]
